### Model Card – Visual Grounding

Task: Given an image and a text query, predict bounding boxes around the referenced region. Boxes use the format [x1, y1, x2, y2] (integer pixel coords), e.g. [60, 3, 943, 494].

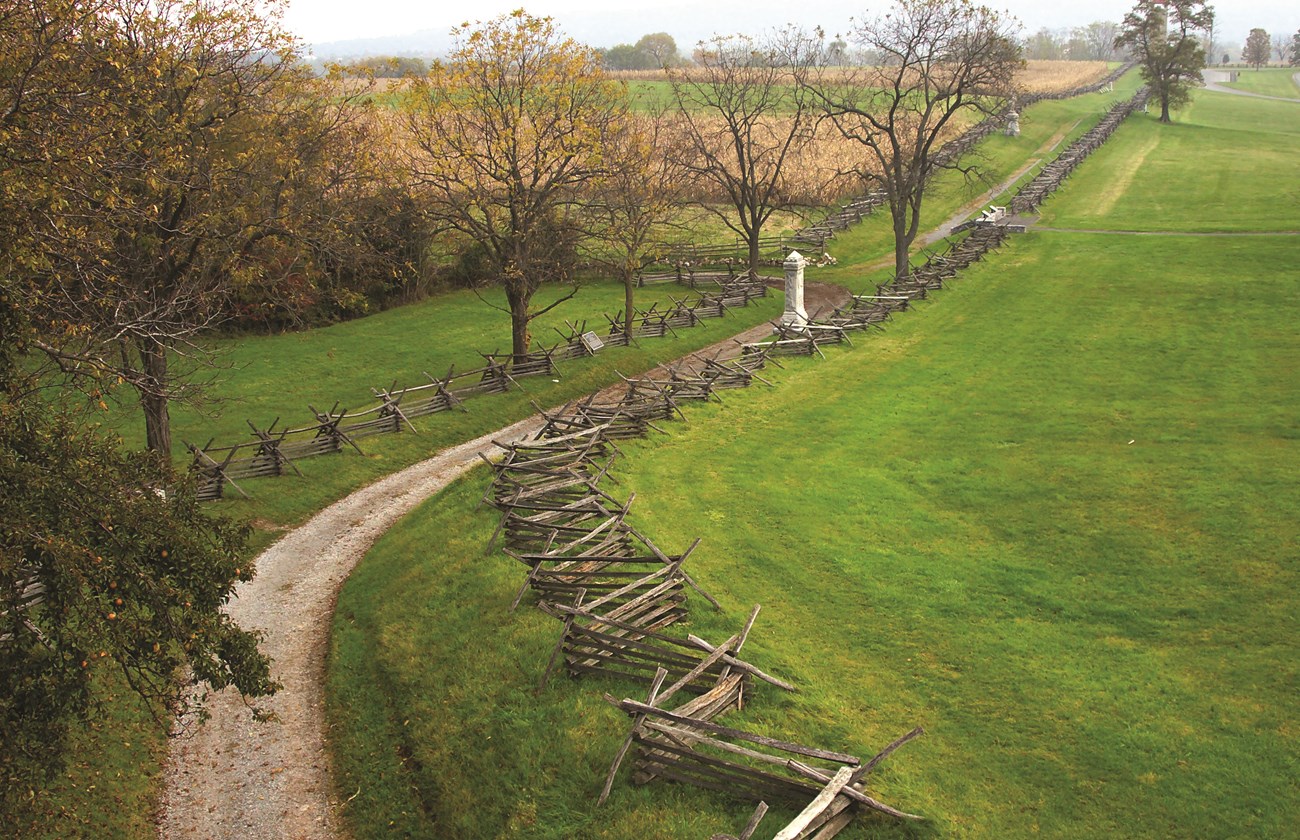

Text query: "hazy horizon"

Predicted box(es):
[284, 0, 1300, 57]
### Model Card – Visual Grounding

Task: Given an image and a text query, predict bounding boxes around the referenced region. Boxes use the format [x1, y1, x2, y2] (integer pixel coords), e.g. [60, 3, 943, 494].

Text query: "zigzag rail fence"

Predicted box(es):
[470, 85, 1150, 837]
[183, 278, 770, 502]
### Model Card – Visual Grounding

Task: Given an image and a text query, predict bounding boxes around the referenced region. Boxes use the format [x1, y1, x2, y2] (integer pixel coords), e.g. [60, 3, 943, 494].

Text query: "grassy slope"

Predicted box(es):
[326, 85, 1300, 837]
[811, 70, 1148, 293]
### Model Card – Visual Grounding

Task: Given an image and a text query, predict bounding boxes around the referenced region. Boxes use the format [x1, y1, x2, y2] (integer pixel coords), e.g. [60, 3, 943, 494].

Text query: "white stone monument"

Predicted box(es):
[1005, 110, 1020, 137]
[777, 250, 809, 331]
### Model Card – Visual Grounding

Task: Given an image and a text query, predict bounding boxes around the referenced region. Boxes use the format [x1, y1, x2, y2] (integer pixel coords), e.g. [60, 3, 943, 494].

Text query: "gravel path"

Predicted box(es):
[156, 280, 850, 840]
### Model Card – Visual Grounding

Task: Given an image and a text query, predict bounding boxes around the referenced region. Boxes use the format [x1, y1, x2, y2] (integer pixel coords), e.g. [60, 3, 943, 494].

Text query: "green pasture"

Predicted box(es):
[1038, 88, 1300, 232]
[326, 74, 1299, 838]
[1222, 67, 1300, 99]
[812, 69, 1147, 292]
[101, 281, 778, 545]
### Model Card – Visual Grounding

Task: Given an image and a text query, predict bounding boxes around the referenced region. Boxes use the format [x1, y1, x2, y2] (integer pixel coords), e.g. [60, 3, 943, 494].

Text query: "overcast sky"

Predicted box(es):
[283, 0, 1300, 51]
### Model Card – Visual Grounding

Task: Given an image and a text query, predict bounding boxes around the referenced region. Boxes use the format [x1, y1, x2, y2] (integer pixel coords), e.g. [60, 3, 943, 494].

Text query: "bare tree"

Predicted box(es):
[1072, 21, 1123, 61]
[404, 11, 625, 360]
[667, 32, 820, 275]
[1025, 27, 1068, 60]
[588, 111, 686, 336]
[1270, 32, 1290, 67]
[797, 0, 1022, 282]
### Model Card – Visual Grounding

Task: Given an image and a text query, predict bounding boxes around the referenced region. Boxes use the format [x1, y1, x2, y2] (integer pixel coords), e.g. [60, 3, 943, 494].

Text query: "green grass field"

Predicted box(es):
[1222, 67, 1300, 99]
[324, 83, 1300, 838]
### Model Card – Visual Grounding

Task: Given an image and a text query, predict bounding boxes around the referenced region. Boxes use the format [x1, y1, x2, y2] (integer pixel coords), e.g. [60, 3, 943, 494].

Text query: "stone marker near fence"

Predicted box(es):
[777, 250, 808, 331]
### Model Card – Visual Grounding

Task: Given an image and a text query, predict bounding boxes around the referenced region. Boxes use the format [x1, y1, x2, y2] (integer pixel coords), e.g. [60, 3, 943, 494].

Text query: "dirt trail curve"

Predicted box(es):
[157, 281, 848, 840]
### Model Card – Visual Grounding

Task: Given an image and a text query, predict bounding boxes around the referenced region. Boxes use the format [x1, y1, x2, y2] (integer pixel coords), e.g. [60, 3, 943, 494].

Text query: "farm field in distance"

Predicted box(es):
[325, 82, 1300, 839]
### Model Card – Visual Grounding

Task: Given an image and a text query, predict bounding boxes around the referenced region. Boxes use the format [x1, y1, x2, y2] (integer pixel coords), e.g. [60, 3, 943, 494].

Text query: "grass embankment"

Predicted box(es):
[811, 68, 1147, 293]
[1222, 67, 1300, 99]
[327, 76, 1299, 837]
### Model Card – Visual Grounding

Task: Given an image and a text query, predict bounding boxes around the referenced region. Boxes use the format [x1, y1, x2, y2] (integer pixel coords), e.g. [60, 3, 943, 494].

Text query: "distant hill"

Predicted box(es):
[304, 5, 824, 62]
[307, 29, 453, 62]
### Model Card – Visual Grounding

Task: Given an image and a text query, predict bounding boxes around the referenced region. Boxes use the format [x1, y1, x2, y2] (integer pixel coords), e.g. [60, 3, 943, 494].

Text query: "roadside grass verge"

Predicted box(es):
[329, 229, 1299, 839]
[1222, 67, 1300, 99]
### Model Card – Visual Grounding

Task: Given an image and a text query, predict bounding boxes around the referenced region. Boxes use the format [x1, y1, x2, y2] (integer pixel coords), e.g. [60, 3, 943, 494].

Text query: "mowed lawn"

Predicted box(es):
[111, 281, 782, 543]
[1222, 67, 1300, 100]
[327, 88, 1300, 836]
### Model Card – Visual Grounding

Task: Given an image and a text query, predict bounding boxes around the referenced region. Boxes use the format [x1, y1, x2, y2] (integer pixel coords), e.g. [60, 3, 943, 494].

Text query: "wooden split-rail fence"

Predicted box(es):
[479, 338, 925, 832]
[186, 279, 773, 502]
[1010, 88, 1152, 217]
[473, 85, 1151, 823]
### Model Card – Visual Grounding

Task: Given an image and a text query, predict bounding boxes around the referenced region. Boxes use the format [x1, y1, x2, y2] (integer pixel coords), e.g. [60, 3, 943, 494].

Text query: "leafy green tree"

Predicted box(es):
[0, 0, 310, 803]
[1243, 28, 1271, 69]
[635, 32, 681, 67]
[0, 397, 275, 799]
[1115, 0, 1215, 122]
[603, 43, 654, 70]
[1292, 31, 1300, 67]
[403, 11, 626, 360]
[602, 32, 683, 70]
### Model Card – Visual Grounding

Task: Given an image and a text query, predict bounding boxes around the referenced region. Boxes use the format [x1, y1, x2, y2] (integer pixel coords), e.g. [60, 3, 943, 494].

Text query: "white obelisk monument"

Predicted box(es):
[777, 250, 808, 331]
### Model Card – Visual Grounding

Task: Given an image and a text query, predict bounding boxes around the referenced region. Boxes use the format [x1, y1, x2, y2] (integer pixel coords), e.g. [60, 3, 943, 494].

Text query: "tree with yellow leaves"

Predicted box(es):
[404, 11, 627, 361]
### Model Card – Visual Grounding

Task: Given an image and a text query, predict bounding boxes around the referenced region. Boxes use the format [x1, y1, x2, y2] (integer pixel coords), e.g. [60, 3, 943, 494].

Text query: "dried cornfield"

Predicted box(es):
[608, 60, 1111, 96]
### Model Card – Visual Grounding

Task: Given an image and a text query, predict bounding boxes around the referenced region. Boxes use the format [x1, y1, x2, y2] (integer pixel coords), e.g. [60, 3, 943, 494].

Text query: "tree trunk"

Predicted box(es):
[892, 207, 911, 281]
[138, 338, 172, 458]
[623, 265, 635, 339]
[747, 234, 761, 277]
[506, 287, 531, 364]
